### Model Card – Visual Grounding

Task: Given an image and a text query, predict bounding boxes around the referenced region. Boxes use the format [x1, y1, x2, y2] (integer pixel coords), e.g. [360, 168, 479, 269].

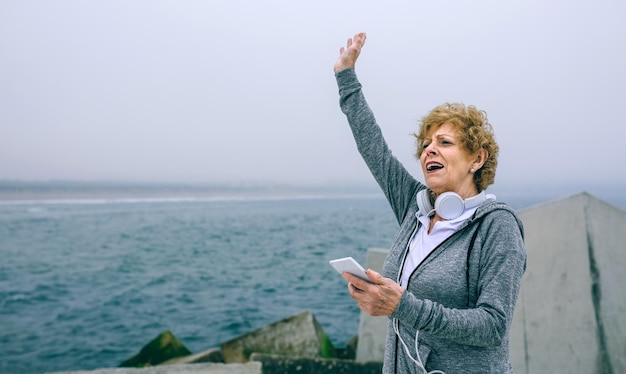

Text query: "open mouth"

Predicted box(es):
[426, 162, 444, 172]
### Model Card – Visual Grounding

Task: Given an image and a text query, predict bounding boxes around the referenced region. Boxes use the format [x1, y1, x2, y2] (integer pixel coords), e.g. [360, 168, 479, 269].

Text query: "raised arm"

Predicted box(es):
[334, 33, 421, 224]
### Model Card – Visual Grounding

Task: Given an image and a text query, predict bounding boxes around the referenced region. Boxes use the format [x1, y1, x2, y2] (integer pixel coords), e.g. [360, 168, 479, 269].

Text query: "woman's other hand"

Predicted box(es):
[343, 268, 403, 317]
[333, 32, 367, 74]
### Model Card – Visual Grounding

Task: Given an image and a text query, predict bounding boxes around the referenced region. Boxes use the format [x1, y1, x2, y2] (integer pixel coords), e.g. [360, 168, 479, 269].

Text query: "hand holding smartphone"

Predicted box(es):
[329, 256, 371, 282]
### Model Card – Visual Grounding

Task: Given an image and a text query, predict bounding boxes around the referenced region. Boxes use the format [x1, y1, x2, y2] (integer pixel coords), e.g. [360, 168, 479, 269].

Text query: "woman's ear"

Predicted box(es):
[472, 149, 488, 172]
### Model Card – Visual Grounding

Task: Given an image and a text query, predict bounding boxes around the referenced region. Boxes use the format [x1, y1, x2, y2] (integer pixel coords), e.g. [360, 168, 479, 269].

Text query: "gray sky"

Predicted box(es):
[1, 0, 625, 191]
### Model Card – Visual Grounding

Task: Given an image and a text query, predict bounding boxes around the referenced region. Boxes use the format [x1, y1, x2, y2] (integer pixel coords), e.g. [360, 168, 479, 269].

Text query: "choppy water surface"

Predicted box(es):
[0, 196, 398, 373]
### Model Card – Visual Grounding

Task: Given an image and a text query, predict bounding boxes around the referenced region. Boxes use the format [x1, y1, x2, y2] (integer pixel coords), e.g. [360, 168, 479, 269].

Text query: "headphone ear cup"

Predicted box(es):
[417, 189, 434, 217]
[434, 192, 464, 220]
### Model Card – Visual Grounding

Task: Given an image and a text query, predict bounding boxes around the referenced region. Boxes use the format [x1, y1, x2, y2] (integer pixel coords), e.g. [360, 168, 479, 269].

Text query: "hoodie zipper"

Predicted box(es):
[393, 214, 479, 373]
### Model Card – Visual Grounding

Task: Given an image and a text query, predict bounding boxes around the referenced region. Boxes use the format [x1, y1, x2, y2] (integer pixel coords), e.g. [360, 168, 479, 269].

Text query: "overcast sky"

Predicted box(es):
[1, 0, 625, 193]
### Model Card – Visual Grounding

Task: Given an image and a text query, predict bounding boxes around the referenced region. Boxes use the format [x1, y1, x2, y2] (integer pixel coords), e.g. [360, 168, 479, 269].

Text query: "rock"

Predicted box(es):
[221, 310, 336, 363]
[119, 330, 192, 367]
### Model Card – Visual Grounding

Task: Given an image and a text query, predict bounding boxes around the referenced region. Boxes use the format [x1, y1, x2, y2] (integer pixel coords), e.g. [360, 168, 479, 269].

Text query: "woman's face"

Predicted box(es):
[420, 122, 478, 198]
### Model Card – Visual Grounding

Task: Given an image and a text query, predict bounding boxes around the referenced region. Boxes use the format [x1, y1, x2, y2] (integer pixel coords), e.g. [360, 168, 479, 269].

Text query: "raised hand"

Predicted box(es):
[333, 32, 367, 73]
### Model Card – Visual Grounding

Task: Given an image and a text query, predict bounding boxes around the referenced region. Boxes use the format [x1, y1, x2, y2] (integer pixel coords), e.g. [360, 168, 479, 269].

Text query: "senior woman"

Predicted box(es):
[334, 33, 526, 373]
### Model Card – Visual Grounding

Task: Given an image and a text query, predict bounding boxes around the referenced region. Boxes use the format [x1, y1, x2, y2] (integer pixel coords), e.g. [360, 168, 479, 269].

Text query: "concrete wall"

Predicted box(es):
[511, 192, 626, 373]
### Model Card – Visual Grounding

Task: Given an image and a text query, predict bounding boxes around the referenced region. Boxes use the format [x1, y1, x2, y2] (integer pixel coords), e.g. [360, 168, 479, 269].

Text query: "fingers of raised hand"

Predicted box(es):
[353, 32, 366, 46]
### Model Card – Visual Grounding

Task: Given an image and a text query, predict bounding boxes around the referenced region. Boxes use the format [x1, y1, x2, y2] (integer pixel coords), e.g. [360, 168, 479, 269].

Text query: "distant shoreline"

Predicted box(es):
[0, 192, 385, 206]
[0, 180, 383, 204]
[0, 180, 624, 211]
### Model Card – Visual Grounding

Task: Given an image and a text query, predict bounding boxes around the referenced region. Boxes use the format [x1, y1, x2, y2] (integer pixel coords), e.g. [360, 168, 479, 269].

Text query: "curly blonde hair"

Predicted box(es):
[414, 103, 499, 192]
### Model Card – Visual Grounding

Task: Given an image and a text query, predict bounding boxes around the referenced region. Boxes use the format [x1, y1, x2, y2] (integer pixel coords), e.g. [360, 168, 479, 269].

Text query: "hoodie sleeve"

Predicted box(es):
[335, 68, 421, 224]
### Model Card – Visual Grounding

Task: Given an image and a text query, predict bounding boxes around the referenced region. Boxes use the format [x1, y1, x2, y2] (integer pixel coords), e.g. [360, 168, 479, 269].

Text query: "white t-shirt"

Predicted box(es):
[399, 193, 495, 288]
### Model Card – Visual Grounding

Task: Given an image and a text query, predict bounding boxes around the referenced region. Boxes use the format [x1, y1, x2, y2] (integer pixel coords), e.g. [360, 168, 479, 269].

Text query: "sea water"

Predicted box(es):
[1, 189, 624, 373]
[0, 195, 401, 373]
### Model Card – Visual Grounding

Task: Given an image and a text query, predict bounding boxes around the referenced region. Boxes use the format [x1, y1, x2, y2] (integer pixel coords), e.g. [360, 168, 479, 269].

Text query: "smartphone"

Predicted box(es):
[329, 256, 370, 282]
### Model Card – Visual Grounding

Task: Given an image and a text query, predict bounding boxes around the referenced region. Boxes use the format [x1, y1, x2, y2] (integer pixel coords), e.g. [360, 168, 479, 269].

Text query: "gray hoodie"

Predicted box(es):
[336, 68, 527, 373]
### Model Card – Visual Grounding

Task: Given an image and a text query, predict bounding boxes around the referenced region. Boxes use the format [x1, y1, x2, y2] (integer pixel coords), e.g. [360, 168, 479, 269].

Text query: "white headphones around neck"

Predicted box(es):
[416, 189, 486, 220]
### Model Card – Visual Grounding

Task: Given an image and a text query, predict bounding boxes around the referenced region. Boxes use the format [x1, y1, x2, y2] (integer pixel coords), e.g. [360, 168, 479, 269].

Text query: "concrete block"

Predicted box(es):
[119, 330, 192, 368]
[161, 348, 224, 365]
[335, 334, 358, 360]
[355, 248, 388, 363]
[250, 353, 383, 374]
[511, 192, 626, 373]
[221, 310, 336, 363]
[47, 362, 262, 374]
